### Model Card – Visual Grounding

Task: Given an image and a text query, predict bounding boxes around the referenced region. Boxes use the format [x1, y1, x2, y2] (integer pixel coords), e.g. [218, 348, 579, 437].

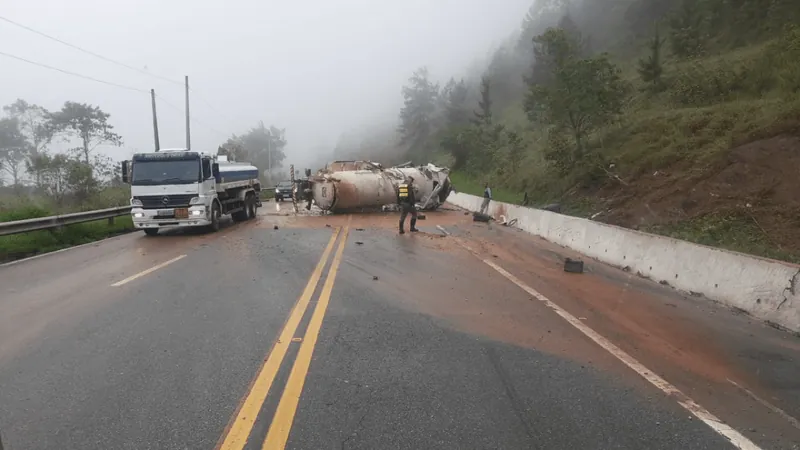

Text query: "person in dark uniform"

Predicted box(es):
[397, 176, 419, 234]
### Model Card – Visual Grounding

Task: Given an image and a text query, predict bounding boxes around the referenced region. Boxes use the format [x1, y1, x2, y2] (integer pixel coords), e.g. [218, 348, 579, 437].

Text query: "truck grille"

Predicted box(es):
[135, 194, 195, 209]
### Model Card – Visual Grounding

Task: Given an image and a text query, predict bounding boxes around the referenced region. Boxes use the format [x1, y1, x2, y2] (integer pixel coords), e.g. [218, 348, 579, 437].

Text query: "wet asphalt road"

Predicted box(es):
[0, 209, 798, 450]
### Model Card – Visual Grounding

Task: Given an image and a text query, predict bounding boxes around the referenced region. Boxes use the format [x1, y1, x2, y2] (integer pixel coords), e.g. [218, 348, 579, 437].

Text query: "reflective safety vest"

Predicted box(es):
[398, 183, 410, 200]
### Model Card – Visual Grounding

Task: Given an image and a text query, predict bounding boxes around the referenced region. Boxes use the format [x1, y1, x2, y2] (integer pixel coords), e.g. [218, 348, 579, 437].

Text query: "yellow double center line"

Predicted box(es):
[217, 221, 350, 450]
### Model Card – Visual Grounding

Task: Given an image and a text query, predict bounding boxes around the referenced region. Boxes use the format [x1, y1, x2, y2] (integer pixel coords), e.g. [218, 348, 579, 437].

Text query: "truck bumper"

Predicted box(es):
[131, 207, 211, 230]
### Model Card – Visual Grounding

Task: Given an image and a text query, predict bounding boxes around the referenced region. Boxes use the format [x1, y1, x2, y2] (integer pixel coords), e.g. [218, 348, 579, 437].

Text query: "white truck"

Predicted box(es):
[121, 148, 261, 236]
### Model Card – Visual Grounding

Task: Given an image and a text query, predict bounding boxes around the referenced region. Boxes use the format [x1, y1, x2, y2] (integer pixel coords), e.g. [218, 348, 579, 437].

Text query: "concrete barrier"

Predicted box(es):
[446, 192, 800, 333]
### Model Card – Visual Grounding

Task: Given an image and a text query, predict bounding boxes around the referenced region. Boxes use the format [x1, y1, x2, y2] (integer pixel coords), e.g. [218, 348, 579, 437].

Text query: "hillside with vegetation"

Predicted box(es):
[335, 0, 800, 263]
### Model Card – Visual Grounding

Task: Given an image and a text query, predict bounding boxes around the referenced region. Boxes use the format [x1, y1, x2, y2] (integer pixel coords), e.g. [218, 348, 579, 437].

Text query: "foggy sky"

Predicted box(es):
[1, 0, 531, 170]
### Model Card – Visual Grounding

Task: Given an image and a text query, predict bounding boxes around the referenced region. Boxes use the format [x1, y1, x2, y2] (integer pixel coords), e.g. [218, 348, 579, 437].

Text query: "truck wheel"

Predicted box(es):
[209, 203, 221, 232]
[143, 229, 158, 236]
[247, 195, 257, 219]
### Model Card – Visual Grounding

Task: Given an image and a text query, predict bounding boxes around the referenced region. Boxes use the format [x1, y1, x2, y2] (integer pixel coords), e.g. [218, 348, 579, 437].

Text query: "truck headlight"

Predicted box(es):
[133, 212, 144, 218]
[191, 209, 204, 216]
[275, 188, 280, 193]
[130, 198, 143, 207]
[189, 196, 204, 205]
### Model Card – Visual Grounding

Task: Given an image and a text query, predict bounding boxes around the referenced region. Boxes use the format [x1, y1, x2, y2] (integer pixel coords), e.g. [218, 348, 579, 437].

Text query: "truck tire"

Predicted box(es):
[247, 195, 257, 219]
[143, 228, 158, 236]
[208, 203, 221, 232]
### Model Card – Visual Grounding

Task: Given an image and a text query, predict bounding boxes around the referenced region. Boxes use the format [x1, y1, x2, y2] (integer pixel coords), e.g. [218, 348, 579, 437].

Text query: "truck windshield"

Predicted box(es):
[131, 160, 200, 185]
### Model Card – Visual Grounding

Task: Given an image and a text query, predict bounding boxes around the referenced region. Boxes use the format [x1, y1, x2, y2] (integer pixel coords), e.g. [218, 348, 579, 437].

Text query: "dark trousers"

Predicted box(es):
[399, 203, 417, 231]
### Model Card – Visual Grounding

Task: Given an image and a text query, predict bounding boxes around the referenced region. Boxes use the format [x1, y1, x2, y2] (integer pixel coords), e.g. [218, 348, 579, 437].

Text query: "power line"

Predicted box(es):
[0, 15, 184, 86]
[156, 94, 230, 139]
[0, 50, 232, 139]
[0, 15, 239, 126]
[0, 50, 149, 93]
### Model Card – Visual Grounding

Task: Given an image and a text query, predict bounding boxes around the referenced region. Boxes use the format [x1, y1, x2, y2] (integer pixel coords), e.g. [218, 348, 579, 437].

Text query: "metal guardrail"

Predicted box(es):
[0, 206, 132, 237]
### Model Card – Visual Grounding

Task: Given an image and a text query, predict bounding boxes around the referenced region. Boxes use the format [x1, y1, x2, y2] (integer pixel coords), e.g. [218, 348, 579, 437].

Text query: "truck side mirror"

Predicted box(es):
[212, 163, 220, 179]
[121, 161, 130, 183]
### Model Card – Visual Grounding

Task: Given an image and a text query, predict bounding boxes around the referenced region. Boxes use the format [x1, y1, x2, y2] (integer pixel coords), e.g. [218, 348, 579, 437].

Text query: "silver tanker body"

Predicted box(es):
[309, 160, 452, 213]
[310, 170, 397, 212]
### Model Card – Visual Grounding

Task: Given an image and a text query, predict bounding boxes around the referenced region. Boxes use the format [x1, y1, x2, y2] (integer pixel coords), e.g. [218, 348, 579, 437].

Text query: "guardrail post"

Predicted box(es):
[108, 217, 114, 226]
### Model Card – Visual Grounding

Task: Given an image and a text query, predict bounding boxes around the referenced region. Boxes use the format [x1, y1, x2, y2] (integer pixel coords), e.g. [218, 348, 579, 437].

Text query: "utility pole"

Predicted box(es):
[184, 75, 191, 150]
[268, 136, 272, 176]
[150, 89, 160, 152]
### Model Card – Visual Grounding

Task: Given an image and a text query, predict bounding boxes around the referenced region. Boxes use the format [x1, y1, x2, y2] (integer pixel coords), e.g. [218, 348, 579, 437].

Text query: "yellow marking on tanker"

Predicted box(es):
[262, 218, 350, 449]
[110, 254, 186, 287]
[216, 228, 341, 450]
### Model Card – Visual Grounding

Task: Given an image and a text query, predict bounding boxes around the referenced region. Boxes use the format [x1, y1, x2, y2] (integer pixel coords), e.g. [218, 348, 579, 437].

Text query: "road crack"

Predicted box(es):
[341, 411, 369, 450]
[778, 268, 800, 310]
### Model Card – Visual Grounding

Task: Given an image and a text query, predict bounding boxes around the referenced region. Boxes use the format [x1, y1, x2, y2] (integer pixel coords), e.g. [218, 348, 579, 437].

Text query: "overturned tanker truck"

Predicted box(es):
[306, 160, 452, 214]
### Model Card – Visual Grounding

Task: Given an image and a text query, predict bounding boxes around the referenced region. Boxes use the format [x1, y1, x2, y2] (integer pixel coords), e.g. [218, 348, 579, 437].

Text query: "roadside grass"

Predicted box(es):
[0, 190, 135, 263]
[449, 171, 522, 205]
[0, 214, 134, 264]
[641, 212, 800, 264]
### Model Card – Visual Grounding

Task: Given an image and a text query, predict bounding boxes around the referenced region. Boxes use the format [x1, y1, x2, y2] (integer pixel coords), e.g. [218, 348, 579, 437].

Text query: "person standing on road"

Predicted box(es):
[397, 176, 419, 234]
[480, 182, 492, 215]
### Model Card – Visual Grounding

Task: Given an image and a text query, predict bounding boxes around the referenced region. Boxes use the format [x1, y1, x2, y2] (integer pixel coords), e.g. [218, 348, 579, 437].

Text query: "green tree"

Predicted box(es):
[47, 101, 122, 167]
[440, 126, 479, 170]
[443, 78, 471, 127]
[558, 13, 591, 56]
[527, 27, 581, 88]
[220, 122, 287, 182]
[398, 67, 439, 154]
[638, 25, 667, 91]
[0, 117, 30, 190]
[3, 99, 53, 154]
[669, 0, 709, 58]
[3, 99, 54, 190]
[526, 52, 628, 163]
[64, 158, 97, 201]
[473, 76, 493, 126]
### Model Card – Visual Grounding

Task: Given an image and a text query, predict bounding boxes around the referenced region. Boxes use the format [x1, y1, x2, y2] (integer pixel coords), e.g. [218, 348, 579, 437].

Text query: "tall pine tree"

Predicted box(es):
[637, 25, 666, 92]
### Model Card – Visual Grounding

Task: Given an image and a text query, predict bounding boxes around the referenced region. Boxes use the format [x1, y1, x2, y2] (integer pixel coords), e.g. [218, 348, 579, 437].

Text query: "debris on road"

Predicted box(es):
[273, 225, 279, 230]
[355, 241, 364, 245]
[498, 215, 518, 227]
[372, 275, 379, 281]
[564, 257, 584, 273]
[473, 212, 492, 223]
[417, 214, 426, 220]
[355, 228, 365, 231]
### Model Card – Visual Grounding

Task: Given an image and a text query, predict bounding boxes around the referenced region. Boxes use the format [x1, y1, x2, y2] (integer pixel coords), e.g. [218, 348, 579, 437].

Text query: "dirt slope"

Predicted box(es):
[596, 135, 800, 259]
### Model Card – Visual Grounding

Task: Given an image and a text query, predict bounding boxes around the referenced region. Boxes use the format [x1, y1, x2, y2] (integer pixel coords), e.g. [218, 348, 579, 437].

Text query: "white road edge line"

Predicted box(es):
[110, 254, 187, 287]
[447, 231, 761, 450]
[727, 378, 800, 430]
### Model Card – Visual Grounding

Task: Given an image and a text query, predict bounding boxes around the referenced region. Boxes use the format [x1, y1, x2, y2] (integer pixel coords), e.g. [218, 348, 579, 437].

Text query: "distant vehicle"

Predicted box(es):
[274, 181, 294, 202]
[121, 148, 261, 236]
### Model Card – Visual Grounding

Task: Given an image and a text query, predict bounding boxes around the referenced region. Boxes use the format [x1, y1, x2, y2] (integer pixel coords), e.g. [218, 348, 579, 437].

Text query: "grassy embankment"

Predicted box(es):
[455, 25, 800, 263]
[0, 187, 134, 263]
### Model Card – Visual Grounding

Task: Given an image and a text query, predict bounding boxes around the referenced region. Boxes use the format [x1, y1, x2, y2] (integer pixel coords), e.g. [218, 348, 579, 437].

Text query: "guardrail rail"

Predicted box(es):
[0, 206, 132, 237]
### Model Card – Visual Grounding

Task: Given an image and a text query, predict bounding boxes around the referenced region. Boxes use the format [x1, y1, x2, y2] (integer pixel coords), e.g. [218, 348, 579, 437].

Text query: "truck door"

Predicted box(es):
[202, 158, 216, 195]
